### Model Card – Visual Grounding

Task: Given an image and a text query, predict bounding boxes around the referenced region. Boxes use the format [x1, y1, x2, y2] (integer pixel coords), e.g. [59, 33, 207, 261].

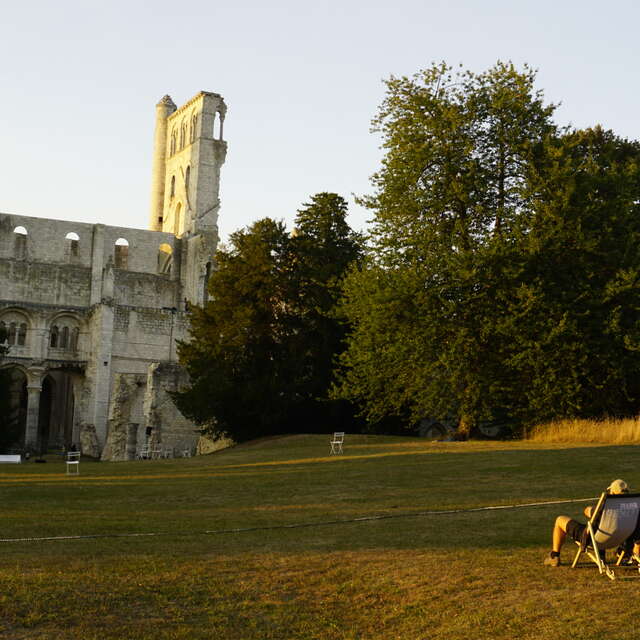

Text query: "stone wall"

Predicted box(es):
[143, 362, 199, 455]
[0, 260, 91, 307]
[101, 373, 146, 461]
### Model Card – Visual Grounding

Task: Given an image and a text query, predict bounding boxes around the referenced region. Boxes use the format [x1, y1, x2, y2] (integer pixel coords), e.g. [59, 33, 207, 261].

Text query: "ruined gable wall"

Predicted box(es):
[98, 225, 179, 276]
[0, 214, 95, 267]
[0, 212, 181, 276]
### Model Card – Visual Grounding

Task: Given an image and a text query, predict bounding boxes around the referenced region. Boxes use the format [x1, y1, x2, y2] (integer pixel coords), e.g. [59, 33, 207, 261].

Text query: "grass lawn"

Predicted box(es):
[1, 434, 639, 639]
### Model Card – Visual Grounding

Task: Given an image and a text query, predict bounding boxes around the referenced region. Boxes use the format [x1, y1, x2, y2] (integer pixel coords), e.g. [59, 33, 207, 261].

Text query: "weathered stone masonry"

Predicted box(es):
[0, 91, 226, 460]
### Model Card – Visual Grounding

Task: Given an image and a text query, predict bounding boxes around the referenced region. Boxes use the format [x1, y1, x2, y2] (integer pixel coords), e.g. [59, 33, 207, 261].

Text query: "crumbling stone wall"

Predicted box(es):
[101, 373, 146, 461]
[143, 362, 199, 456]
[79, 423, 100, 458]
[197, 432, 233, 455]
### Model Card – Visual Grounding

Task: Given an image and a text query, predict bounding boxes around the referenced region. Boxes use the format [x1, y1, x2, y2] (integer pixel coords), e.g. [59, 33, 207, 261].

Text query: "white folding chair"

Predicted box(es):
[329, 432, 345, 455]
[66, 451, 80, 475]
[162, 446, 173, 459]
[136, 444, 150, 460]
[571, 491, 640, 580]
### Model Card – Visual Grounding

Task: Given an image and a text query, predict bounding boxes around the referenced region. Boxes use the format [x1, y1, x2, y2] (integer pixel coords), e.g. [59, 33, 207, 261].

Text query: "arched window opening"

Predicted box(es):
[114, 238, 129, 269]
[214, 110, 224, 140]
[190, 113, 198, 142]
[170, 130, 177, 156]
[157, 243, 173, 275]
[185, 165, 190, 191]
[70, 327, 79, 351]
[0, 313, 29, 347]
[180, 119, 187, 149]
[13, 226, 27, 259]
[60, 326, 69, 349]
[50, 325, 59, 348]
[65, 231, 80, 259]
[17, 323, 26, 346]
[170, 175, 175, 197]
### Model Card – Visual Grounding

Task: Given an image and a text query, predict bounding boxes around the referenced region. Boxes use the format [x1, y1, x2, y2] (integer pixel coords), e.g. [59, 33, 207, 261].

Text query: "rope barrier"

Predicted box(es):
[0, 496, 596, 544]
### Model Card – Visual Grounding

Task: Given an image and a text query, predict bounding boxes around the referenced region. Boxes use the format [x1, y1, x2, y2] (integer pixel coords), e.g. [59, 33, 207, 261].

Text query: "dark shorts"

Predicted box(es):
[566, 519, 587, 543]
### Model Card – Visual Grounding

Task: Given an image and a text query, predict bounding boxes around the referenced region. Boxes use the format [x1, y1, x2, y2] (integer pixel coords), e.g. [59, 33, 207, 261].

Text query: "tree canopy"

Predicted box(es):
[174, 193, 363, 442]
[334, 62, 640, 435]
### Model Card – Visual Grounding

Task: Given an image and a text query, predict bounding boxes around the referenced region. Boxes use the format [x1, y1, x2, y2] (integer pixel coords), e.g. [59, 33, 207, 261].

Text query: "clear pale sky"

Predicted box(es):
[1, 1, 638, 241]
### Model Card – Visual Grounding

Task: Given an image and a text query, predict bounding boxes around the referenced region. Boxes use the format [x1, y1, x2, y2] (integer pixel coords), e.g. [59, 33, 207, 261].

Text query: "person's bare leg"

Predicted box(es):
[552, 516, 572, 553]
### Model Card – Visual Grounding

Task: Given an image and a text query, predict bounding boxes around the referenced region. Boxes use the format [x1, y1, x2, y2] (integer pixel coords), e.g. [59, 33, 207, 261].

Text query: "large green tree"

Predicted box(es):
[335, 62, 640, 435]
[175, 193, 362, 442]
[503, 126, 640, 422]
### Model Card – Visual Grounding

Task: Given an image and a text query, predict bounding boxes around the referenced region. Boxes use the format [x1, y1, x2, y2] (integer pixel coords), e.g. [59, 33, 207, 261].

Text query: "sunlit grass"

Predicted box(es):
[528, 416, 640, 444]
[1, 434, 639, 639]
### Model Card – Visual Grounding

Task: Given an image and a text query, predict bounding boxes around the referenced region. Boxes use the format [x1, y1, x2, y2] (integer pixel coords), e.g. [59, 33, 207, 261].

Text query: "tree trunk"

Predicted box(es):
[456, 414, 474, 440]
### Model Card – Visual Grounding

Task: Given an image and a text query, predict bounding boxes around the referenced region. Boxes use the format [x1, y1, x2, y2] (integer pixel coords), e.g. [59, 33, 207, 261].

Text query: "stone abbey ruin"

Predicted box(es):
[0, 91, 227, 460]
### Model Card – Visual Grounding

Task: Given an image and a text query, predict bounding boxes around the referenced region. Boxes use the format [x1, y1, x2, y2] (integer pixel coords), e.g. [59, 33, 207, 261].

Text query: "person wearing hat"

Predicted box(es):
[544, 479, 639, 566]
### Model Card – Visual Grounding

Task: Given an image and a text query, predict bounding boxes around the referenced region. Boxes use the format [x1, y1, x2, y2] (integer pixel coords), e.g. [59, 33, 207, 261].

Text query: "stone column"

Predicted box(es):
[24, 366, 45, 450]
[89, 304, 115, 450]
[25, 383, 42, 450]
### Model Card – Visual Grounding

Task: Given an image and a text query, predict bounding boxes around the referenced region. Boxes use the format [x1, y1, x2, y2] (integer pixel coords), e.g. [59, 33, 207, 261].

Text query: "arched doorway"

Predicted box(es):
[1, 367, 27, 449]
[37, 371, 76, 453]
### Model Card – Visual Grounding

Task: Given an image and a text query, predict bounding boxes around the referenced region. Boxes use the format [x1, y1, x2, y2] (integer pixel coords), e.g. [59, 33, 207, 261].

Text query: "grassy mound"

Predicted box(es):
[0, 434, 638, 639]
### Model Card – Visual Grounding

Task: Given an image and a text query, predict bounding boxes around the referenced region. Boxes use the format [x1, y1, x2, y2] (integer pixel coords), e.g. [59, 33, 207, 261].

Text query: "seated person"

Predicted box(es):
[544, 478, 640, 566]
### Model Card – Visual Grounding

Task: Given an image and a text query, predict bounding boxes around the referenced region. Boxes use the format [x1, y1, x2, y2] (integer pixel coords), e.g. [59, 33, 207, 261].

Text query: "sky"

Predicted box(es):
[1, 0, 639, 242]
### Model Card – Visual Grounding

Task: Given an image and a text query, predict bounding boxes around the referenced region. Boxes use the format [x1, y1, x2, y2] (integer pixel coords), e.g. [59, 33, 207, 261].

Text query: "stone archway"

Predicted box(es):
[36, 371, 76, 453]
[1, 367, 27, 449]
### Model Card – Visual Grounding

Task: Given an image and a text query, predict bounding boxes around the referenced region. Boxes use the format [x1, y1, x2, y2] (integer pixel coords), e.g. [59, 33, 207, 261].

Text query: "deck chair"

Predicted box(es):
[329, 432, 344, 455]
[571, 491, 640, 580]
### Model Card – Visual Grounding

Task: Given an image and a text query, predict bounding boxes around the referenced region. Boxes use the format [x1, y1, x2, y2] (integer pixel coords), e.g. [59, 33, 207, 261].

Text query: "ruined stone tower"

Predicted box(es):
[149, 91, 227, 236]
[149, 91, 227, 305]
